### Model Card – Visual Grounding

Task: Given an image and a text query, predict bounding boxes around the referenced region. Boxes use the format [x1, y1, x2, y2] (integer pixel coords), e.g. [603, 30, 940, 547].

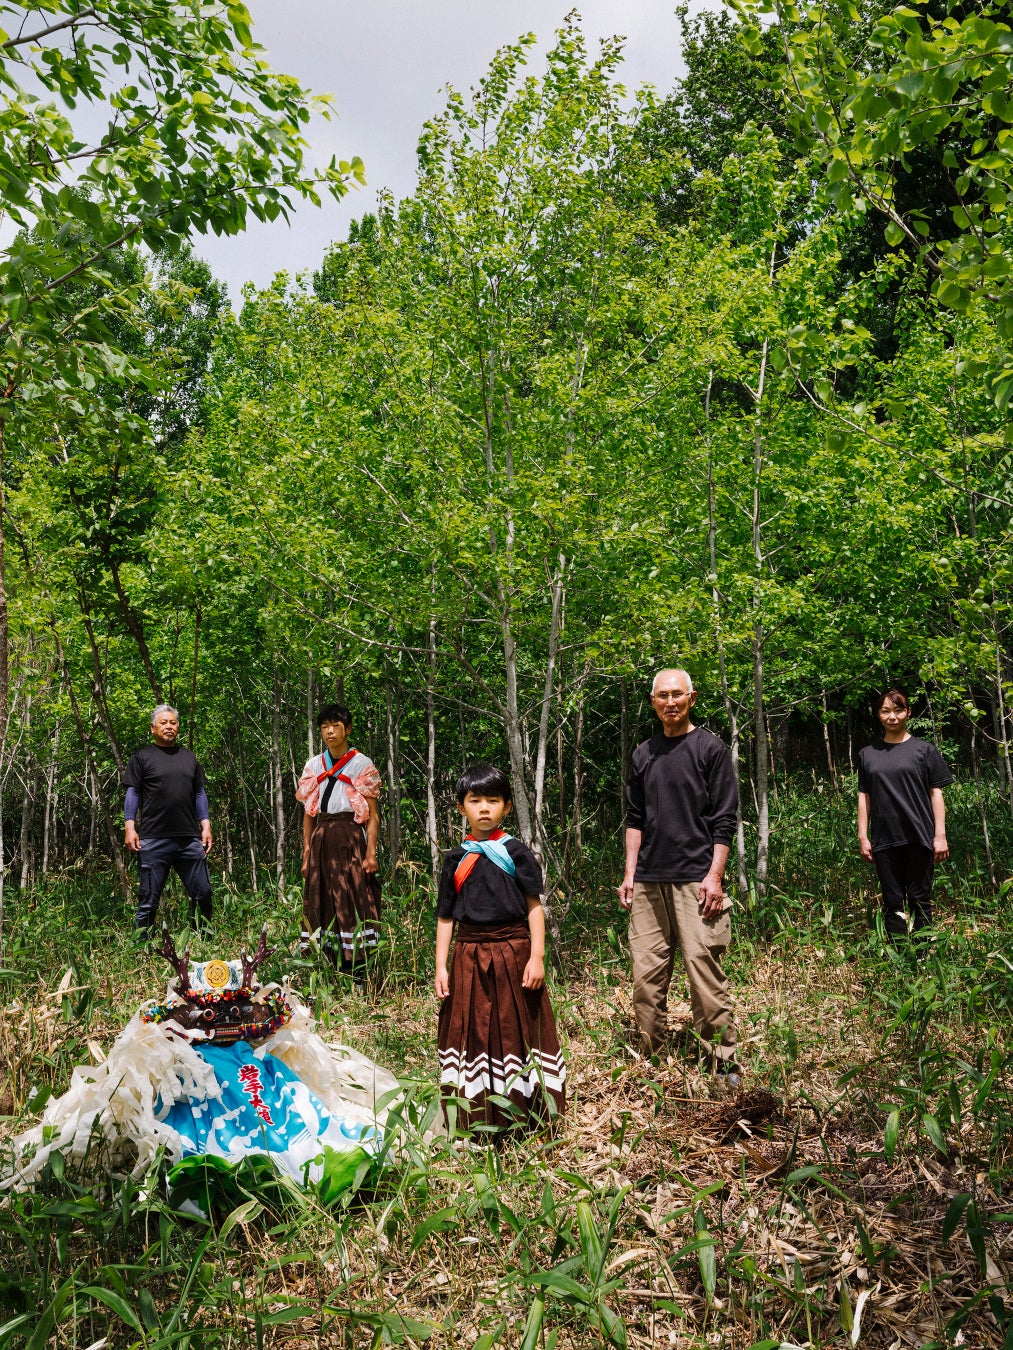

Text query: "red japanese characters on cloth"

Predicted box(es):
[238, 1063, 274, 1123]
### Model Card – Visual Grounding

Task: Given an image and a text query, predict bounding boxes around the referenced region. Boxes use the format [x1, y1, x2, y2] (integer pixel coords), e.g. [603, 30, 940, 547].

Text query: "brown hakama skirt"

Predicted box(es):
[437, 920, 566, 1132]
[302, 812, 381, 963]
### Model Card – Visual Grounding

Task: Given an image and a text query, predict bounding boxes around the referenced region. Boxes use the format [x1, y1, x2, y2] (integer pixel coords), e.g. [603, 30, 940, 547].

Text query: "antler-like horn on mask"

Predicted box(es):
[159, 923, 192, 995]
[240, 925, 274, 991]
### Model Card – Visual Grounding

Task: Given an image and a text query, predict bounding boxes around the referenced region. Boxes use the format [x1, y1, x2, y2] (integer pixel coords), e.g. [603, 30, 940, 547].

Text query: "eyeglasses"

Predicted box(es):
[653, 691, 690, 702]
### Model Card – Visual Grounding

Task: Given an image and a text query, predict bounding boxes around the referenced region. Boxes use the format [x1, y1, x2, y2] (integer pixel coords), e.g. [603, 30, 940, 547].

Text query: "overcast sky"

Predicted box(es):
[194, 1, 697, 299]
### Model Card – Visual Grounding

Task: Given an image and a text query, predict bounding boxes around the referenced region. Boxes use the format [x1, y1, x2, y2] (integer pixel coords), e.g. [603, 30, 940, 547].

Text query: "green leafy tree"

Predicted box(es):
[734, 0, 1013, 405]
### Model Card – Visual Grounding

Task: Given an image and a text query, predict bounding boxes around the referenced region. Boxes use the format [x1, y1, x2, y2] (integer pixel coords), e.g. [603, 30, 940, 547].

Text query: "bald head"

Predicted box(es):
[651, 668, 693, 696]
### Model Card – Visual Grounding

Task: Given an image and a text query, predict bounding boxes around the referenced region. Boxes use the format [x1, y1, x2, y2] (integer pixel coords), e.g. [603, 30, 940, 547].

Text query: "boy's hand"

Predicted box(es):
[435, 967, 450, 1000]
[858, 836, 874, 863]
[363, 850, 378, 875]
[522, 955, 545, 990]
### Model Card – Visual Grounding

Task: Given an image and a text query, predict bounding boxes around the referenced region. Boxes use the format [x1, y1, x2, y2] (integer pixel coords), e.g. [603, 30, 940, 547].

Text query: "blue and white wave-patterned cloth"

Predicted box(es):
[158, 1041, 378, 1185]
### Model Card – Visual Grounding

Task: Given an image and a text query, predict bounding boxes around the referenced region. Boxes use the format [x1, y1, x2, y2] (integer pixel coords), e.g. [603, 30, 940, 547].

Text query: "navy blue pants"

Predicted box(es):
[135, 837, 212, 932]
[873, 843, 934, 936]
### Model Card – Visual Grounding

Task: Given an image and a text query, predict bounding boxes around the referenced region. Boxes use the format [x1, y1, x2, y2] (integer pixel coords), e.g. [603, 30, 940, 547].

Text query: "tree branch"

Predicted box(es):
[1, 8, 99, 51]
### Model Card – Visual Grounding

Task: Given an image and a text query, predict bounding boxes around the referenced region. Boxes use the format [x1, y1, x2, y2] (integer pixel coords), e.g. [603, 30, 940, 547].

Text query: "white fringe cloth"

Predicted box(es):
[1, 990, 400, 1190]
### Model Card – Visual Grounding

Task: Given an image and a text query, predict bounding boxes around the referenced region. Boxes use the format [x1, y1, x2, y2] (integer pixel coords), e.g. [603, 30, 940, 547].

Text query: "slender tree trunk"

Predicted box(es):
[52, 627, 129, 897]
[501, 610, 535, 844]
[187, 606, 201, 748]
[108, 557, 163, 701]
[235, 738, 259, 893]
[18, 693, 33, 889]
[706, 376, 748, 897]
[620, 677, 630, 803]
[557, 687, 565, 830]
[76, 598, 126, 776]
[307, 670, 315, 760]
[385, 679, 402, 867]
[458, 695, 467, 777]
[767, 715, 780, 805]
[751, 336, 771, 898]
[573, 678, 585, 855]
[992, 618, 1013, 816]
[821, 689, 836, 785]
[969, 715, 997, 889]
[271, 666, 285, 896]
[753, 630, 770, 898]
[87, 763, 98, 853]
[479, 337, 535, 843]
[532, 557, 565, 849]
[42, 720, 59, 875]
[19, 771, 33, 890]
[846, 706, 854, 772]
[426, 612, 440, 886]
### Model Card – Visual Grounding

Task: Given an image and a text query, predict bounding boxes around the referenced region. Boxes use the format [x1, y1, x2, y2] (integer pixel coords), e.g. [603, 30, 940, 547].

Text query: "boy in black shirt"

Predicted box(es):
[435, 764, 565, 1131]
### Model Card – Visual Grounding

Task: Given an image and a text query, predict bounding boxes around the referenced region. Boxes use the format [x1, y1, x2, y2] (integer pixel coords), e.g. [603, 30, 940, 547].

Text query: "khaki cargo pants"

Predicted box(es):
[628, 881, 736, 1062]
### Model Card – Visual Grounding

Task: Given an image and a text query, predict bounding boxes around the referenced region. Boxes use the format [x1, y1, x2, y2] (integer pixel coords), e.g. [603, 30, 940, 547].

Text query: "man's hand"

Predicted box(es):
[618, 877, 635, 911]
[434, 966, 450, 1000]
[201, 821, 213, 855]
[933, 834, 950, 864]
[522, 954, 545, 990]
[124, 822, 141, 853]
[301, 849, 310, 879]
[698, 871, 726, 919]
[858, 836, 874, 863]
[363, 850, 378, 875]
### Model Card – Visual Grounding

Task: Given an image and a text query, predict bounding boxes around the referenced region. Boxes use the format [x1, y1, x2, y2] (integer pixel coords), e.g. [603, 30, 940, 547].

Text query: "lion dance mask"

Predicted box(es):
[3, 926, 398, 1199]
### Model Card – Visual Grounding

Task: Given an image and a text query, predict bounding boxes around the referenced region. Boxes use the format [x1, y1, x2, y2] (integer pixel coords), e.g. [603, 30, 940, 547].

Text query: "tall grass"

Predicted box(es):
[0, 782, 1011, 1347]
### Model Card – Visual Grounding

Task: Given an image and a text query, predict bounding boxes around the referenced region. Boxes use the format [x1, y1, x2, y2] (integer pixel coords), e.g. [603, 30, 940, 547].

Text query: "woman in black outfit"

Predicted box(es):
[857, 688, 952, 936]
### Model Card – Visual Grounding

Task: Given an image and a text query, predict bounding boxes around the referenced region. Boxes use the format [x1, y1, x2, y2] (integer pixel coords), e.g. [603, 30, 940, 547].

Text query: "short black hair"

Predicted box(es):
[455, 762, 511, 804]
[317, 702, 352, 729]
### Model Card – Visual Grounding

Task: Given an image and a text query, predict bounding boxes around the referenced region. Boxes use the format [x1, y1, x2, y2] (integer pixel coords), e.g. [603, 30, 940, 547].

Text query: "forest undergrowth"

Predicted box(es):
[0, 784, 1011, 1350]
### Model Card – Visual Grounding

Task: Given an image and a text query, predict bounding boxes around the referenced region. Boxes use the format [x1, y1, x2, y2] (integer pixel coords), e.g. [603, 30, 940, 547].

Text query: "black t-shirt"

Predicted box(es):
[857, 736, 952, 852]
[436, 837, 543, 924]
[626, 727, 738, 884]
[122, 744, 207, 839]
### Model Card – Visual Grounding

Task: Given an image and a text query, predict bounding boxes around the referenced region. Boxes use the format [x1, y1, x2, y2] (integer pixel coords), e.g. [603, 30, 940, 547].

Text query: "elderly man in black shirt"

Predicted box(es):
[123, 704, 213, 934]
[619, 668, 739, 1078]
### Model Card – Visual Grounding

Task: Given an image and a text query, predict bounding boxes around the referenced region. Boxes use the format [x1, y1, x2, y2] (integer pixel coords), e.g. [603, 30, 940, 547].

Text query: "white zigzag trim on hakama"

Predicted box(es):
[338, 927, 380, 953]
[438, 1047, 566, 1100]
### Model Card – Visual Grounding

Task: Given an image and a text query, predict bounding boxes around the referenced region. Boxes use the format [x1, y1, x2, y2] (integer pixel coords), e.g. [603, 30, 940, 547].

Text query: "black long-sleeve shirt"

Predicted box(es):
[626, 728, 738, 884]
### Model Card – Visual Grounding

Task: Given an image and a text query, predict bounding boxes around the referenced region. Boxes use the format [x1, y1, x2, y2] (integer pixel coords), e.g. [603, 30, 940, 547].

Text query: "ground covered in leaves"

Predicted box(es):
[0, 867, 1011, 1349]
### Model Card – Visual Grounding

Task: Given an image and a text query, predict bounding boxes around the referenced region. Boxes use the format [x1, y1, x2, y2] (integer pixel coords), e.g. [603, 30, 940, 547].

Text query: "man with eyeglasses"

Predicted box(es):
[618, 668, 739, 1084]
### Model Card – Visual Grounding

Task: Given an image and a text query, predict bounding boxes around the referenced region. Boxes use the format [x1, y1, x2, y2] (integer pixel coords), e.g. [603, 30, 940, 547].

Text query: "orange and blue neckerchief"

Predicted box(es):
[453, 829, 516, 892]
[317, 748, 358, 787]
